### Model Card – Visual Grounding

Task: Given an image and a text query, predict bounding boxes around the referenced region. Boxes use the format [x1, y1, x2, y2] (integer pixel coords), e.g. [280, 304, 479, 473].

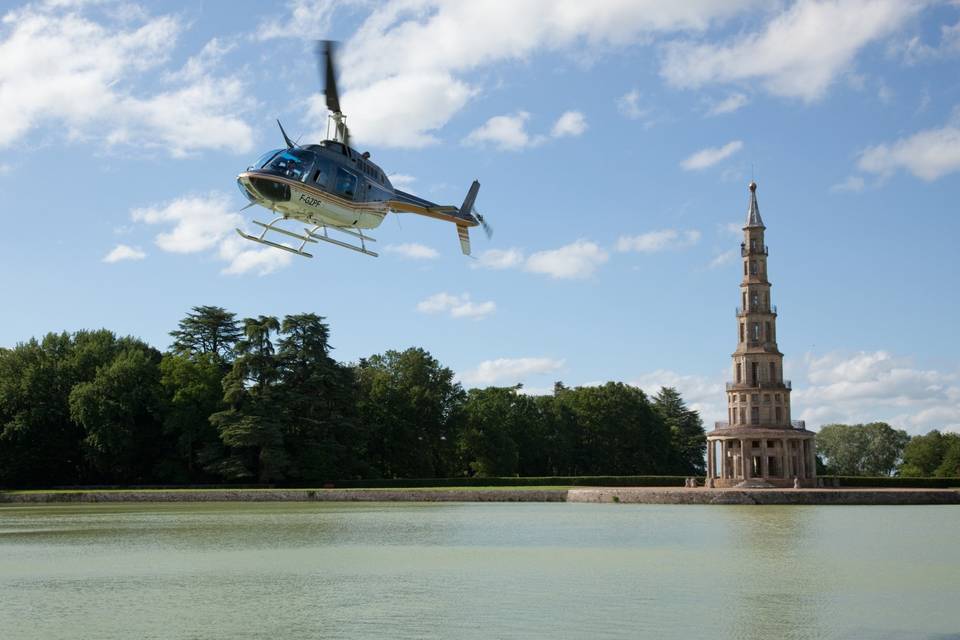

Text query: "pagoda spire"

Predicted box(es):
[745, 181, 764, 228]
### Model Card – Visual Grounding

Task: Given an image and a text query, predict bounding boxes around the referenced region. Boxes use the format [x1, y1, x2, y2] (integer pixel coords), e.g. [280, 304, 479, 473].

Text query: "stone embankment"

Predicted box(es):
[2, 487, 959, 505]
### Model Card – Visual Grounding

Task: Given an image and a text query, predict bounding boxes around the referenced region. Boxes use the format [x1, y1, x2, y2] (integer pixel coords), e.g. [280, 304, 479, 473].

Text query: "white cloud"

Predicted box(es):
[551, 110, 587, 138]
[661, 0, 921, 102]
[631, 369, 726, 425]
[459, 357, 565, 387]
[217, 235, 292, 276]
[707, 92, 749, 116]
[617, 89, 651, 120]
[793, 351, 960, 434]
[464, 109, 586, 150]
[464, 111, 542, 151]
[387, 173, 416, 190]
[0, 163, 10, 175]
[416, 292, 496, 319]
[857, 123, 960, 181]
[681, 140, 743, 170]
[616, 229, 701, 253]
[720, 221, 743, 236]
[255, 0, 341, 41]
[708, 249, 738, 268]
[525, 239, 609, 280]
[131, 192, 291, 276]
[0, 5, 254, 155]
[384, 243, 439, 259]
[132, 193, 241, 254]
[830, 175, 866, 193]
[889, 19, 960, 64]
[473, 248, 526, 270]
[102, 244, 146, 263]
[324, 0, 755, 148]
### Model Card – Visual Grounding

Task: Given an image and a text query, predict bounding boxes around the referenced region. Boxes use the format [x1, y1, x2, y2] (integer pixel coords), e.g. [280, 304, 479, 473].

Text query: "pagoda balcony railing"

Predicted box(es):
[741, 243, 768, 256]
[713, 419, 806, 430]
[736, 305, 777, 316]
[726, 380, 792, 390]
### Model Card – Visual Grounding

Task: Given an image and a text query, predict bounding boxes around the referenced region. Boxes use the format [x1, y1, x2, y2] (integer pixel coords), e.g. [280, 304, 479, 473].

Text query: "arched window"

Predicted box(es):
[736, 363, 742, 383]
[769, 362, 776, 383]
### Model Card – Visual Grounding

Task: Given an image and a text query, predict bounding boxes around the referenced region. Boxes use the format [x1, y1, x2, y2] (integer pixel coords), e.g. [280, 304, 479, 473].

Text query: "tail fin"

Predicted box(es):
[460, 180, 480, 220]
[456, 225, 471, 256]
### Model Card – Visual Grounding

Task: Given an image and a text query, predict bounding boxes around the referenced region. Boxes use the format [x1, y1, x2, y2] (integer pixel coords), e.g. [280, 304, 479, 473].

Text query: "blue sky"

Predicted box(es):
[2, 0, 959, 434]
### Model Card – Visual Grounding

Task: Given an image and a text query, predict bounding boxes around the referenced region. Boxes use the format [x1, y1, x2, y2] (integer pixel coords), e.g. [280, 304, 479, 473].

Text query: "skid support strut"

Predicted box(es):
[235, 217, 378, 258]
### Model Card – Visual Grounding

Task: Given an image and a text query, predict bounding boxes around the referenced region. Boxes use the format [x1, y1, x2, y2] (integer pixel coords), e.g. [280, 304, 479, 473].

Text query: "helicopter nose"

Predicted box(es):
[246, 176, 291, 203]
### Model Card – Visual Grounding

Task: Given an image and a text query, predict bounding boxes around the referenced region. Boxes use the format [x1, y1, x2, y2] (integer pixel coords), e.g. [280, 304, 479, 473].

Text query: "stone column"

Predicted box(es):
[798, 440, 806, 479]
[741, 439, 750, 480]
[761, 439, 769, 479]
[808, 440, 817, 480]
[706, 441, 713, 479]
[782, 438, 791, 479]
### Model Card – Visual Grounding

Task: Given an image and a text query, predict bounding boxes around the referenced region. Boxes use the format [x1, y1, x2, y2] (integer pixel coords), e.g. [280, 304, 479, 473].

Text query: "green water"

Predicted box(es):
[1, 503, 958, 639]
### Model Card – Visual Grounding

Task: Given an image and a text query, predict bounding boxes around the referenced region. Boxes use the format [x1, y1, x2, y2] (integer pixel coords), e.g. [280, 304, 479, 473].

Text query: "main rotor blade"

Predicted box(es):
[317, 40, 341, 114]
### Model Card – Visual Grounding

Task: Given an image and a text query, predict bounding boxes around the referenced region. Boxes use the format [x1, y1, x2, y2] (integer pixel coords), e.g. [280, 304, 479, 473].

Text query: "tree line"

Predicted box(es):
[816, 422, 960, 477]
[0, 306, 707, 487]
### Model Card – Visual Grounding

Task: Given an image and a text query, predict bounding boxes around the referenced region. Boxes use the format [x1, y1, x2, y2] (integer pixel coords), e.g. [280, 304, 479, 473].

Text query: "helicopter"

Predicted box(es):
[235, 41, 490, 258]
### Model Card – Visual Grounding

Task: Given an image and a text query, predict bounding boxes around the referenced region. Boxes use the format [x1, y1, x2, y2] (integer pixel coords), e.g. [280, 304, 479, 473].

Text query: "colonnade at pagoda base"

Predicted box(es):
[706, 426, 817, 488]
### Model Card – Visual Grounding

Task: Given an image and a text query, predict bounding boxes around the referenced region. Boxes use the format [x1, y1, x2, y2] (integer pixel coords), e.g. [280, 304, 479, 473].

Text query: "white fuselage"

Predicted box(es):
[237, 171, 388, 230]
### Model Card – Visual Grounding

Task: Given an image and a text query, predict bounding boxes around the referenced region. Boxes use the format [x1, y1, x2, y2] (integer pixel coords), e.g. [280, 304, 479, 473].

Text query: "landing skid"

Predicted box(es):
[236, 217, 378, 258]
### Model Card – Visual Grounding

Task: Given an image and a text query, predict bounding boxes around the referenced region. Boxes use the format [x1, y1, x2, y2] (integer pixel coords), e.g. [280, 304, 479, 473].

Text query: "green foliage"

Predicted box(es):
[819, 475, 960, 488]
[169, 305, 242, 366]
[0, 306, 729, 488]
[899, 430, 960, 477]
[653, 386, 706, 474]
[816, 422, 911, 476]
[355, 348, 465, 478]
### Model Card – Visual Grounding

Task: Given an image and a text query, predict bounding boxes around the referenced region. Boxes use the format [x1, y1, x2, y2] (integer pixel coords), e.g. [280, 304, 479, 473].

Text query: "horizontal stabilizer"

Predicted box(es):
[457, 225, 471, 256]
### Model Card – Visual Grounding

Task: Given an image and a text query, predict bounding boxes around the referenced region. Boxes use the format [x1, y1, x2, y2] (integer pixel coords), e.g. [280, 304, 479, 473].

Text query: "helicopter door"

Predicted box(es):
[334, 167, 358, 201]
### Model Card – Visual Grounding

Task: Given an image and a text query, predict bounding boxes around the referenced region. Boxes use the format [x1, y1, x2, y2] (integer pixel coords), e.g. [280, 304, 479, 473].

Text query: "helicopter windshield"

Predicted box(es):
[250, 149, 282, 170]
[262, 149, 317, 182]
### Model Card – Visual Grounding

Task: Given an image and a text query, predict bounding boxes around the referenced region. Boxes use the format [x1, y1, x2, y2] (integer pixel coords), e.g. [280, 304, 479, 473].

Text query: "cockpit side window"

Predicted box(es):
[251, 149, 282, 170]
[334, 168, 358, 200]
[311, 157, 335, 190]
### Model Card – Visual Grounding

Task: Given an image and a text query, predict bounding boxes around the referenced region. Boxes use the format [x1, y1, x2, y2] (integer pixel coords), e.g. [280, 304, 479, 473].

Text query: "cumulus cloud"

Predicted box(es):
[0, 4, 254, 155]
[464, 111, 541, 151]
[681, 140, 743, 170]
[661, 0, 921, 102]
[830, 175, 867, 193]
[255, 0, 341, 41]
[387, 173, 416, 190]
[463, 109, 584, 150]
[384, 243, 439, 259]
[707, 92, 749, 116]
[525, 239, 609, 279]
[131, 192, 291, 275]
[616, 229, 701, 253]
[471, 241, 607, 279]
[416, 292, 496, 319]
[551, 110, 587, 138]
[631, 369, 727, 425]
[459, 357, 565, 387]
[617, 89, 651, 120]
[472, 248, 526, 270]
[311, 0, 754, 148]
[102, 244, 146, 263]
[856, 122, 960, 181]
[708, 249, 738, 268]
[793, 351, 960, 434]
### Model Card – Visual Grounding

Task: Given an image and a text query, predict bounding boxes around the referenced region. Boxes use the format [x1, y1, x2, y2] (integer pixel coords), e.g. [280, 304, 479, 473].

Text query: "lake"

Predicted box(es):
[1, 502, 958, 639]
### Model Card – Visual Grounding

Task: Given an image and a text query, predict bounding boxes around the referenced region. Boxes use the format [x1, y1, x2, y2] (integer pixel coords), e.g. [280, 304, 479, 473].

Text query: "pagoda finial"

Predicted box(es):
[745, 181, 764, 228]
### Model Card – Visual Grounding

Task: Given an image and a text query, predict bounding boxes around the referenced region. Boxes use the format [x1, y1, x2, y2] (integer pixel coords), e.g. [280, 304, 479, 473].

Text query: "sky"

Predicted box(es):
[1, 0, 959, 435]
